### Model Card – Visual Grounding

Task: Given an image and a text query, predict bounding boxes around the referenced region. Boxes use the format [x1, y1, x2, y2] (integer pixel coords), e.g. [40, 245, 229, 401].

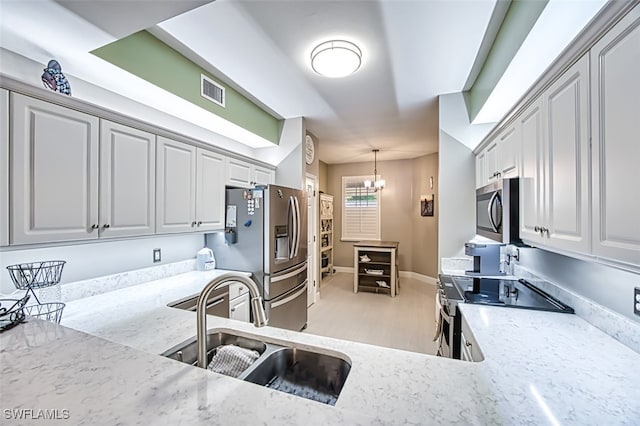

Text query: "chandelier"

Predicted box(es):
[364, 149, 385, 191]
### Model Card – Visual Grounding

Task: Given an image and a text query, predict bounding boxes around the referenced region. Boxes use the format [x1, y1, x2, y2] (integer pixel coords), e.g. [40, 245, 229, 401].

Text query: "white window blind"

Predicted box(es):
[341, 176, 380, 241]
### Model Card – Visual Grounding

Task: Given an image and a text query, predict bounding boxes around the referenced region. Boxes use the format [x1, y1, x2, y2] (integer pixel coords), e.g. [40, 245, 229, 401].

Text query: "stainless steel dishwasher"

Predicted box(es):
[168, 287, 229, 318]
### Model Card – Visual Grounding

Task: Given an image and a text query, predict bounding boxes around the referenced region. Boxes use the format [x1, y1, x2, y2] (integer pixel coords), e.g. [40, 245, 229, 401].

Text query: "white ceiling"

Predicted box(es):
[0, 1, 608, 165]
[157, 0, 497, 164]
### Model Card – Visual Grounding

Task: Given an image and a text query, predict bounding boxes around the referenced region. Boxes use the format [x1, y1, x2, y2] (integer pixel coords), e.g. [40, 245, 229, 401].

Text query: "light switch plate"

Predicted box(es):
[153, 248, 161, 263]
[634, 287, 640, 316]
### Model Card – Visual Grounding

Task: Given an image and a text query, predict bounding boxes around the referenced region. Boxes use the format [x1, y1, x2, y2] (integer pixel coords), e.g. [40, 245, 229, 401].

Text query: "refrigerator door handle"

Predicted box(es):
[293, 195, 301, 257]
[270, 280, 307, 308]
[270, 263, 307, 282]
[288, 196, 297, 259]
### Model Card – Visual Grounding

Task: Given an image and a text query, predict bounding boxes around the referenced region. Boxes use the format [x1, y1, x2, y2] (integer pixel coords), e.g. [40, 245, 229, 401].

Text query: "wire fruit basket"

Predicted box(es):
[24, 302, 66, 324]
[7, 260, 66, 290]
[0, 295, 30, 332]
[5, 260, 66, 327]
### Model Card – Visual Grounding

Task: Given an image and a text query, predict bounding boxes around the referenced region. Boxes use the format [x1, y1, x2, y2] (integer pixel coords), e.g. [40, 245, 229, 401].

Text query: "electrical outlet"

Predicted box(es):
[634, 287, 640, 316]
[153, 248, 161, 263]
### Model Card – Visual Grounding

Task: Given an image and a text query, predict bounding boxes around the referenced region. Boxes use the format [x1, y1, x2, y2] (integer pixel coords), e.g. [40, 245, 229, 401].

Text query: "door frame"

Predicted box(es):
[305, 173, 318, 306]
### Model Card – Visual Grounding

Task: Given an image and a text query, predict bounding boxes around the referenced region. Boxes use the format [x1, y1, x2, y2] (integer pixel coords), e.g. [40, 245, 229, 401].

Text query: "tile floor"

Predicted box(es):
[304, 272, 438, 355]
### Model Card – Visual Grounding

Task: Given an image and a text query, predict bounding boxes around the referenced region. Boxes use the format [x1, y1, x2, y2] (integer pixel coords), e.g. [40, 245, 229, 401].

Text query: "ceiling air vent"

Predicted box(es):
[201, 74, 225, 107]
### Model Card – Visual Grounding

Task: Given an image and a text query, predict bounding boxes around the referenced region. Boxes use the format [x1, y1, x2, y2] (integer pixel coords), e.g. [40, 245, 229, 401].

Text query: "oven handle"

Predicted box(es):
[487, 192, 500, 232]
[270, 280, 307, 308]
[433, 291, 449, 342]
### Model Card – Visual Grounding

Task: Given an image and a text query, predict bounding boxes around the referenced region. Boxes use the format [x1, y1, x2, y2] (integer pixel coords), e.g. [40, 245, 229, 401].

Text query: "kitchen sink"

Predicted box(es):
[162, 329, 351, 405]
[243, 347, 351, 406]
[161, 331, 268, 367]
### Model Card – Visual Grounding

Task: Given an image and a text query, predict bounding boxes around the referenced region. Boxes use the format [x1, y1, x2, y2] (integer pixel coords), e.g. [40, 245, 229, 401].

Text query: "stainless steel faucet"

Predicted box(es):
[196, 273, 268, 368]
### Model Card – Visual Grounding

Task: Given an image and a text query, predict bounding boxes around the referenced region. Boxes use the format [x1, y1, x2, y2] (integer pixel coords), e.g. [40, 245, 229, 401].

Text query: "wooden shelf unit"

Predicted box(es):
[320, 193, 334, 278]
[353, 241, 399, 297]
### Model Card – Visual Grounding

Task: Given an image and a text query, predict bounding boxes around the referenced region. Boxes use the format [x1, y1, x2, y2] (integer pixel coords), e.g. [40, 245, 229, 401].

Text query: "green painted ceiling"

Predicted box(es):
[466, 0, 548, 122]
[92, 30, 281, 145]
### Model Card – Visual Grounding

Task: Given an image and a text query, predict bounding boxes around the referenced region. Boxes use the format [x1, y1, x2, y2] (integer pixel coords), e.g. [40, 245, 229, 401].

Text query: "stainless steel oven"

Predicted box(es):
[476, 178, 520, 243]
[434, 277, 464, 359]
[436, 274, 574, 360]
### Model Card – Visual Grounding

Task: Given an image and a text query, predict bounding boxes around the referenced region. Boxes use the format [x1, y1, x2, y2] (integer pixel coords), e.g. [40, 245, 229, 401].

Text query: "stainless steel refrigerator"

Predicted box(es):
[206, 185, 308, 331]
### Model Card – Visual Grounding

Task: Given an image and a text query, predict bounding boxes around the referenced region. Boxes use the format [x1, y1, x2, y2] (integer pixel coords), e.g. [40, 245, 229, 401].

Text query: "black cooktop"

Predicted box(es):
[450, 276, 574, 314]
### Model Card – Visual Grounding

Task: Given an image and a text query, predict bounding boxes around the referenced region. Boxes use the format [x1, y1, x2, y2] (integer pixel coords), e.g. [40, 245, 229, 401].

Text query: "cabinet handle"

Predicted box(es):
[534, 226, 541, 233]
[465, 341, 472, 347]
[231, 307, 236, 312]
[103, 224, 110, 229]
[191, 221, 196, 227]
[197, 221, 202, 226]
[541, 227, 549, 236]
[91, 224, 99, 230]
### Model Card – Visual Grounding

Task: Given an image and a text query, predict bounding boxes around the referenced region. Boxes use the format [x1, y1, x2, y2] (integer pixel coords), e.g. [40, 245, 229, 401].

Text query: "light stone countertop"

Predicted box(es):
[2, 269, 639, 424]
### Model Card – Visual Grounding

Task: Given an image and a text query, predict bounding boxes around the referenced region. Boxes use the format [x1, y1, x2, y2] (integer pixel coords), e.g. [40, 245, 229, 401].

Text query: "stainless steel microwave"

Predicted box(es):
[476, 178, 520, 243]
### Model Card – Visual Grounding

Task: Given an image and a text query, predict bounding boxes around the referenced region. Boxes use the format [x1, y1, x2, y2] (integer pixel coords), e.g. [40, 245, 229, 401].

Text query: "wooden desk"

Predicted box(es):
[353, 241, 399, 297]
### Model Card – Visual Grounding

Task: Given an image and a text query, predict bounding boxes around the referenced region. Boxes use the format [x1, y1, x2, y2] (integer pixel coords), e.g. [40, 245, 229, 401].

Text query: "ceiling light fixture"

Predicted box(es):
[310, 39, 362, 78]
[364, 149, 385, 191]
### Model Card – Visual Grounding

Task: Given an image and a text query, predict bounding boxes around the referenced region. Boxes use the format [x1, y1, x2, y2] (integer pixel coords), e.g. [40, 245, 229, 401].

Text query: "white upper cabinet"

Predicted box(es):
[475, 121, 520, 188]
[519, 97, 545, 245]
[519, 55, 590, 254]
[497, 123, 520, 178]
[11, 94, 99, 244]
[543, 54, 590, 254]
[0, 89, 8, 247]
[475, 151, 485, 189]
[226, 157, 274, 188]
[226, 157, 252, 187]
[99, 120, 156, 238]
[196, 148, 225, 231]
[156, 136, 197, 234]
[484, 141, 499, 183]
[156, 137, 226, 234]
[253, 164, 275, 186]
[590, 6, 640, 267]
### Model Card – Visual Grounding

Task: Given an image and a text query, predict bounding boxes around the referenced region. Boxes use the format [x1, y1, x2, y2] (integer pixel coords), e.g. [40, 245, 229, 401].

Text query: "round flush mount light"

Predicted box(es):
[310, 40, 362, 78]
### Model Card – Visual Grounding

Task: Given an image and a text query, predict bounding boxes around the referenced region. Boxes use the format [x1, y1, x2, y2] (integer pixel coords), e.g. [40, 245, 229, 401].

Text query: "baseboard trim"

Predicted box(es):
[331, 267, 437, 285]
[400, 271, 437, 285]
[333, 266, 354, 274]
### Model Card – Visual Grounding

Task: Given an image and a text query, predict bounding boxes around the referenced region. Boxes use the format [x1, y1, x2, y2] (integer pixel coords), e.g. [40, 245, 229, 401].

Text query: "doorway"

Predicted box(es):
[306, 173, 318, 307]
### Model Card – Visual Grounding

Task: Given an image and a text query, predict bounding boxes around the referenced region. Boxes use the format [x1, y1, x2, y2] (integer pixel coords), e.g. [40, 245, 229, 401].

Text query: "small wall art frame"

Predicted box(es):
[421, 195, 434, 217]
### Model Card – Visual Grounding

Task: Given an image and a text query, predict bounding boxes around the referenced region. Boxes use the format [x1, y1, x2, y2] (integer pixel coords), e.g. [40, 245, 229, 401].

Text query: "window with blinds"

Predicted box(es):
[341, 176, 380, 241]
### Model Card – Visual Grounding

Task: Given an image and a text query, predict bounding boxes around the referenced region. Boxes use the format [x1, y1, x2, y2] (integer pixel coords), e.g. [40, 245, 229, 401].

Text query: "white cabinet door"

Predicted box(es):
[519, 98, 545, 245]
[0, 89, 8, 247]
[156, 136, 197, 234]
[253, 165, 274, 186]
[11, 94, 99, 244]
[591, 6, 640, 266]
[485, 141, 499, 182]
[229, 293, 250, 322]
[544, 55, 590, 254]
[226, 157, 274, 188]
[498, 123, 520, 177]
[226, 157, 252, 188]
[475, 151, 486, 188]
[196, 148, 225, 231]
[99, 120, 156, 238]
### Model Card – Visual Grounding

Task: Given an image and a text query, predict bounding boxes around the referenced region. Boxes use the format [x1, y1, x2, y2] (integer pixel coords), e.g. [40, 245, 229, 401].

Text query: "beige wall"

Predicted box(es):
[326, 154, 439, 278]
[411, 153, 439, 277]
[318, 160, 328, 193]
